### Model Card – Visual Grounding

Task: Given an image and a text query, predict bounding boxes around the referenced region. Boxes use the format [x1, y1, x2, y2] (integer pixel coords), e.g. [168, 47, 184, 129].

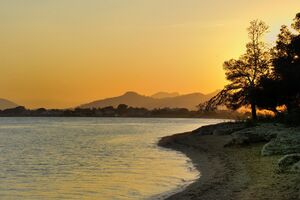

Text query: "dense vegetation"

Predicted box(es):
[203, 13, 300, 124]
[0, 105, 241, 119]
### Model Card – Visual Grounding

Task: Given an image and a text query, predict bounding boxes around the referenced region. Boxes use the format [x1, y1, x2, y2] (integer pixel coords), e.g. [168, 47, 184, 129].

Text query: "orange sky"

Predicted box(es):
[1, 0, 299, 108]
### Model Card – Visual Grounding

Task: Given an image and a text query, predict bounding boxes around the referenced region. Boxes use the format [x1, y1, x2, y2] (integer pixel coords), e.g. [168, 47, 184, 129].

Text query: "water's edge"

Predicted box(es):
[148, 145, 200, 200]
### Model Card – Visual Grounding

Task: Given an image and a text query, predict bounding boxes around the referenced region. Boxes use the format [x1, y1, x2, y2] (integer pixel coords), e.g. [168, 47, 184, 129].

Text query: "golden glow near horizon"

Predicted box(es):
[1, 0, 299, 108]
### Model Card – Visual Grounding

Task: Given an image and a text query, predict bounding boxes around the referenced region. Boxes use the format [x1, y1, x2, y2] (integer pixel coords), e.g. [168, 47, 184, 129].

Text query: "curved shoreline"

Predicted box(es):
[158, 125, 300, 200]
[158, 131, 243, 200]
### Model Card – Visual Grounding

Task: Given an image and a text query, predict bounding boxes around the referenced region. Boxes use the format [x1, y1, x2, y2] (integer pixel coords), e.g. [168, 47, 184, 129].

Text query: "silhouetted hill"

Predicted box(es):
[153, 93, 208, 110]
[0, 99, 19, 110]
[80, 92, 155, 109]
[151, 92, 180, 99]
[80, 91, 220, 110]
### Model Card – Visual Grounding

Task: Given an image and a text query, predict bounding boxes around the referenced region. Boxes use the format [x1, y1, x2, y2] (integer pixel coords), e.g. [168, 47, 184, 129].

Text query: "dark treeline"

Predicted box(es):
[0, 104, 241, 119]
[202, 13, 300, 124]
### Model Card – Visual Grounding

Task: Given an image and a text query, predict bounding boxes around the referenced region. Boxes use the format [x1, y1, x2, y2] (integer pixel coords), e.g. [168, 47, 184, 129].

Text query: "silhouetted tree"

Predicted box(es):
[1, 106, 28, 116]
[272, 14, 300, 112]
[256, 77, 282, 114]
[117, 104, 128, 111]
[116, 104, 129, 116]
[292, 13, 300, 32]
[205, 20, 271, 120]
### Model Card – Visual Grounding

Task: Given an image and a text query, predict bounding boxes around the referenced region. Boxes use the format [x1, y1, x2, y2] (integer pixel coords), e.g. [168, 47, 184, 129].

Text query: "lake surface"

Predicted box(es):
[0, 117, 224, 200]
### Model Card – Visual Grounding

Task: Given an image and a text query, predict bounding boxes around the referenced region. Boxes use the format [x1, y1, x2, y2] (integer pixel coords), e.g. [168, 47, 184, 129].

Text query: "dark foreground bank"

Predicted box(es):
[158, 122, 300, 200]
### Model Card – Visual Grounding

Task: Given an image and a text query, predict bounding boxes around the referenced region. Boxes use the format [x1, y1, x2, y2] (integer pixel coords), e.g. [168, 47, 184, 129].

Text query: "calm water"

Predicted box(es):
[0, 117, 224, 200]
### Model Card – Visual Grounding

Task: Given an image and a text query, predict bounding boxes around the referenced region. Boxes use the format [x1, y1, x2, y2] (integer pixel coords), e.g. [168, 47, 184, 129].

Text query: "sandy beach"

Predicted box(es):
[158, 125, 300, 200]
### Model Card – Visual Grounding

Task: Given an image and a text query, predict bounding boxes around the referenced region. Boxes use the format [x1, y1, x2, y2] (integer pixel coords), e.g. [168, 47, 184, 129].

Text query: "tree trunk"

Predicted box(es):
[251, 102, 257, 120]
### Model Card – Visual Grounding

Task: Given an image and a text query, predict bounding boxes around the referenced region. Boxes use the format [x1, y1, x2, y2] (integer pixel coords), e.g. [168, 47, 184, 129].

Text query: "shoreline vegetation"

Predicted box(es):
[199, 13, 300, 125]
[0, 106, 244, 119]
[158, 122, 300, 200]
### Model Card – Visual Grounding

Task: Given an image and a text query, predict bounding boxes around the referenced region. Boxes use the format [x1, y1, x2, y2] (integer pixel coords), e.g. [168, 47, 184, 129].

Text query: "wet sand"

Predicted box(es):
[158, 130, 300, 200]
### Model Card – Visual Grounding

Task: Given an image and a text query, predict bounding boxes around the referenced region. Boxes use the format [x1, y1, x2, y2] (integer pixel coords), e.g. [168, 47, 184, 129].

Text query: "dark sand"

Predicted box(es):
[158, 131, 300, 200]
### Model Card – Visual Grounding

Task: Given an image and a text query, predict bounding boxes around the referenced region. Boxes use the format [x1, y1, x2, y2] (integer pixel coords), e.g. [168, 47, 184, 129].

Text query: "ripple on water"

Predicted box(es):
[0, 117, 225, 199]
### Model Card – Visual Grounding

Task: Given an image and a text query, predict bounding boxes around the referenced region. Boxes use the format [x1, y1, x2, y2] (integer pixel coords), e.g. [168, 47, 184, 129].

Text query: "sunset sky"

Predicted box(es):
[1, 0, 300, 108]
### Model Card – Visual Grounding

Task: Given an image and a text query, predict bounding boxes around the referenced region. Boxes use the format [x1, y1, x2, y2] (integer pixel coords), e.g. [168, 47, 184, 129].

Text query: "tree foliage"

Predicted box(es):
[203, 20, 270, 120]
[203, 14, 300, 122]
[271, 15, 300, 112]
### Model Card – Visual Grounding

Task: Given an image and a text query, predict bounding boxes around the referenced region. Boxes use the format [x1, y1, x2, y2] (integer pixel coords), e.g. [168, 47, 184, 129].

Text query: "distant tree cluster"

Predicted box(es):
[202, 13, 300, 123]
[0, 105, 241, 119]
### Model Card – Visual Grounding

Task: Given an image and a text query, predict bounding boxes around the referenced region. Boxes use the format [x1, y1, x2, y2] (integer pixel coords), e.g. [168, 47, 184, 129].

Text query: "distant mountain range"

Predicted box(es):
[80, 90, 220, 110]
[0, 99, 19, 110]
